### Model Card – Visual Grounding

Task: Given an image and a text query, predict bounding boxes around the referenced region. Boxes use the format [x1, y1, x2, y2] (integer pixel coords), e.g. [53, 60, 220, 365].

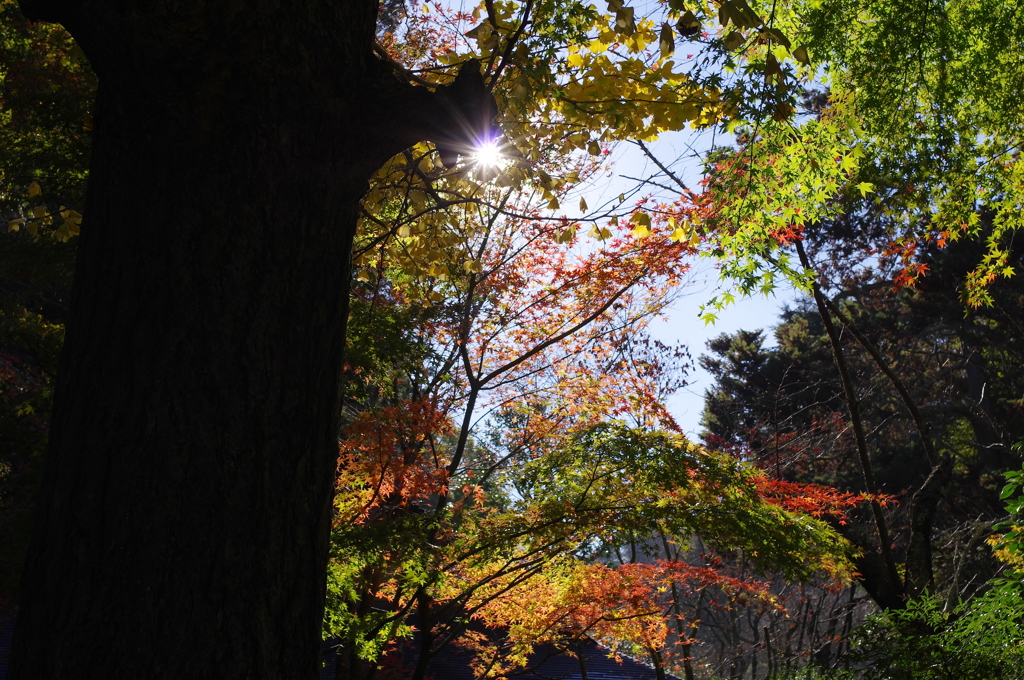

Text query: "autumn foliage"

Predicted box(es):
[322, 142, 863, 675]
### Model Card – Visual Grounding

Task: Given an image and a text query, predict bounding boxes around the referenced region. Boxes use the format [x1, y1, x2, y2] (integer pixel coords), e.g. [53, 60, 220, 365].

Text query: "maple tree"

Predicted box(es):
[700, 226, 1024, 612]
[594, 0, 1024, 643]
[351, 0, 1024, 675]
[632, 0, 1024, 311]
[317, 150, 865, 679]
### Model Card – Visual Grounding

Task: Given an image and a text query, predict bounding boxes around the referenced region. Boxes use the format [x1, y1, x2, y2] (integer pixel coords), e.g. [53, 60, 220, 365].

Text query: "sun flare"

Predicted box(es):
[471, 140, 505, 169]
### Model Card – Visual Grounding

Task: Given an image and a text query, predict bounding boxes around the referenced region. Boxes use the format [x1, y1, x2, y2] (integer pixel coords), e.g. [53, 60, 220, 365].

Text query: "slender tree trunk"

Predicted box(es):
[795, 240, 905, 608]
[409, 594, 435, 680]
[9, 1, 495, 678]
[961, 336, 1004, 471]
[839, 584, 857, 667]
[334, 646, 357, 680]
[905, 459, 951, 598]
[649, 647, 668, 680]
[816, 291, 951, 600]
[577, 639, 591, 680]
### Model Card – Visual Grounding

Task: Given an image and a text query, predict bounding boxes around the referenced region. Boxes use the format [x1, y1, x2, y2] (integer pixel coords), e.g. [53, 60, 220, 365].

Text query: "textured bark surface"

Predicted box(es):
[9, 1, 492, 678]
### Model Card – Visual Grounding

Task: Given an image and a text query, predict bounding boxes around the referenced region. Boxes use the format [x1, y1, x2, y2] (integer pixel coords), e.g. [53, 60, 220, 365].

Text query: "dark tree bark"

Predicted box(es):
[904, 459, 951, 599]
[9, 1, 495, 678]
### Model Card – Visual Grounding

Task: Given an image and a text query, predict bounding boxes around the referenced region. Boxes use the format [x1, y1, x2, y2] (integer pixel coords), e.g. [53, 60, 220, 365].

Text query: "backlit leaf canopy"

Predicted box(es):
[798, 0, 1024, 303]
[696, 0, 1024, 305]
[516, 423, 854, 581]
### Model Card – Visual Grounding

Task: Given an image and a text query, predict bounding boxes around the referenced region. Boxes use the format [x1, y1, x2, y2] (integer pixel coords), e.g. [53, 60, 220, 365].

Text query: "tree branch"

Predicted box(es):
[795, 239, 905, 604]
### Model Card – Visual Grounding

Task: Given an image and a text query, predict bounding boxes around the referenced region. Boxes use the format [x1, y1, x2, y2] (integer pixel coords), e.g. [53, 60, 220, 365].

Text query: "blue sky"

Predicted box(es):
[650, 280, 796, 437]
[588, 131, 799, 437]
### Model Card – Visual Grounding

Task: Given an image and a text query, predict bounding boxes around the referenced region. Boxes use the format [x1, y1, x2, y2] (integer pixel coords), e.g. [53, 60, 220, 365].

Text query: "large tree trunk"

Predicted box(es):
[9, 1, 492, 677]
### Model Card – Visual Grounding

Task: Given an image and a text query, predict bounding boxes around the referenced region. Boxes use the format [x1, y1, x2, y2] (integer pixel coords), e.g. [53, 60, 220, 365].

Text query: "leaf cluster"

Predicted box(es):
[839, 589, 1024, 680]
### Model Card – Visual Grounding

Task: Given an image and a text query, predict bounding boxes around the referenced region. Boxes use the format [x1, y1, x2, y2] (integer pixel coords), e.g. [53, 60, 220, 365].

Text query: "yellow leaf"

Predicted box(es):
[8, 218, 24, 232]
[61, 208, 83, 225]
[759, 27, 791, 49]
[632, 223, 651, 239]
[629, 210, 655, 238]
[567, 53, 585, 68]
[772, 101, 795, 121]
[408, 189, 427, 208]
[32, 206, 48, 219]
[792, 45, 810, 65]
[547, 196, 560, 210]
[659, 23, 675, 59]
[464, 22, 491, 40]
[721, 0, 762, 30]
[587, 140, 602, 156]
[27, 181, 41, 197]
[26, 220, 39, 237]
[764, 53, 782, 85]
[579, 197, 588, 211]
[676, 10, 701, 36]
[722, 31, 745, 50]
[615, 6, 635, 34]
